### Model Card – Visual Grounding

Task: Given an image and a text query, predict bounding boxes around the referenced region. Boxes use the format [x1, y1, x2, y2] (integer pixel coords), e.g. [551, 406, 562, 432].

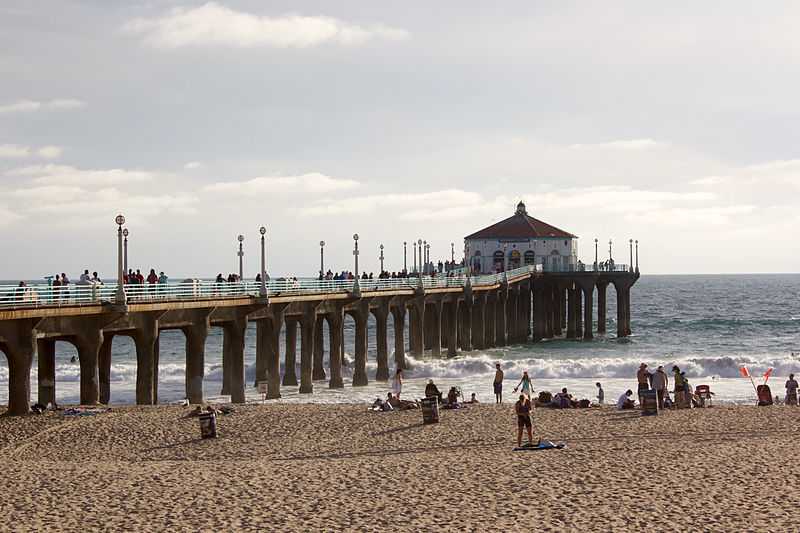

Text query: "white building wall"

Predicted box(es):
[465, 237, 579, 274]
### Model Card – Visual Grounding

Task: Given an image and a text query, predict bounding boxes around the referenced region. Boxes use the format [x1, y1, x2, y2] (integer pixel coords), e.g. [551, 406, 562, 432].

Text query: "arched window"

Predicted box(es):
[509, 249, 521, 269]
[523, 250, 535, 265]
[493, 250, 505, 272]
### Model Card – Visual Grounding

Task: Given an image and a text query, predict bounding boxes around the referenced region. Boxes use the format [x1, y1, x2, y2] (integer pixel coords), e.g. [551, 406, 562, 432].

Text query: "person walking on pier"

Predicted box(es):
[392, 368, 403, 400]
[494, 363, 504, 404]
[513, 371, 534, 400]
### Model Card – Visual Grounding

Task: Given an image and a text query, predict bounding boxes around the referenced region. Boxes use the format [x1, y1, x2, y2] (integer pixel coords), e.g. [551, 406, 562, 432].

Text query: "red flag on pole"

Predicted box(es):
[740, 366, 750, 378]
[764, 368, 774, 384]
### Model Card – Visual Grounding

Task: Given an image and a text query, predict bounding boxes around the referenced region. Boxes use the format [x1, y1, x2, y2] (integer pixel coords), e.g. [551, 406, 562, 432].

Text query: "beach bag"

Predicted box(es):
[756, 385, 773, 406]
[578, 399, 591, 408]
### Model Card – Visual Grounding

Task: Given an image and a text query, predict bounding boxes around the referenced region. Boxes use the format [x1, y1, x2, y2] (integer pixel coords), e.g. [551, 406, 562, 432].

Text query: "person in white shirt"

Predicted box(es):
[617, 389, 635, 410]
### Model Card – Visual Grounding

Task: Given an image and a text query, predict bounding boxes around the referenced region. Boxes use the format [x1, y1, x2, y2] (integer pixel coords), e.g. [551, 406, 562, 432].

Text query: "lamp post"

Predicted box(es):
[594, 238, 598, 271]
[353, 234, 360, 277]
[259, 226, 267, 297]
[237, 235, 244, 280]
[608, 239, 613, 265]
[451, 242, 455, 263]
[115, 214, 126, 305]
[423, 240, 427, 273]
[122, 228, 129, 275]
[413, 241, 417, 272]
[319, 240, 325, 275]
[464, 243, 469, 272]
[417, 239, 422, 273]
[352, 234, 361, 296]
[403, 241, 407, 272]
[629, 239, 634, 273]
[635, 240, 639, 273]
[379, 244, 384, 273]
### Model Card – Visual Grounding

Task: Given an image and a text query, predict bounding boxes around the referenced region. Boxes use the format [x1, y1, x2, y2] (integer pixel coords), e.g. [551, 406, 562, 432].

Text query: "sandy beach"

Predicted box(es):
[1, 402, 798, 532]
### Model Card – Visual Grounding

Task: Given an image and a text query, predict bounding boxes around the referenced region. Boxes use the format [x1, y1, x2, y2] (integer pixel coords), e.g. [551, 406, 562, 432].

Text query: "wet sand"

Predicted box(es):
[1, 403, 798, 531]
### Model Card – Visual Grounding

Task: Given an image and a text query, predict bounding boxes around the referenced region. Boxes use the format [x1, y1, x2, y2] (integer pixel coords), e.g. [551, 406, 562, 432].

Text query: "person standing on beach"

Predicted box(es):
[672, 366, 686, 407]
[636, 363, 651, 406]
[786, 374, 798, 406]
[515, 394, 534, 447]
[392, 368, 403, 399]
[652, 366, 669, 409]
[596, 382, 604, 404]
[494, 363, 504, 404]
[513, 371, 534, 400]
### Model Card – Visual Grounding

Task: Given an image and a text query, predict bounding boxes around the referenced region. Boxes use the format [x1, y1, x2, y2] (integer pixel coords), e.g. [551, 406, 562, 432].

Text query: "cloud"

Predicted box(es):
[689, 176, 727, 186]
[37, 146, 63, 159]
[203, 172, 359, 194]
[184, 161, 202, 170]
[0, 144, 63, 159]
[569, 139, 665, 150]
[298, 189, 486, 220]
[0, 144, 31, 158]
[8, 164, 158, 186]
[122, 2, 409, 49]
[0, 99, 85, 114]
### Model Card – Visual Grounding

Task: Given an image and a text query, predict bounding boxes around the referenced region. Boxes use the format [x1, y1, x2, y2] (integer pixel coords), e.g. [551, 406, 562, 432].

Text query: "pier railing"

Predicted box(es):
[0, 265, 541, 310]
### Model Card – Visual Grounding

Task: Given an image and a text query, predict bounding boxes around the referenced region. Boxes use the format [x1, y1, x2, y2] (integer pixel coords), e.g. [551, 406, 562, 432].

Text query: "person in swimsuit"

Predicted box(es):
[493, 363, 504, 404]
[513, 371, 534, 400]
[515, 394, 534, 447]
[391, 368, 403, 399]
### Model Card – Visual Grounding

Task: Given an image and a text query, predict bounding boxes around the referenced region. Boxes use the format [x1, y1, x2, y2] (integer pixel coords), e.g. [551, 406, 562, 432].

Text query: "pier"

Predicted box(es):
[0, 265, 638, 415]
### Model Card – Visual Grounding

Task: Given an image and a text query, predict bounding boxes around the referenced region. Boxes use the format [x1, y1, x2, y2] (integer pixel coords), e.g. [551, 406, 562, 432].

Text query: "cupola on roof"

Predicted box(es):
[465, 202, 577, 240]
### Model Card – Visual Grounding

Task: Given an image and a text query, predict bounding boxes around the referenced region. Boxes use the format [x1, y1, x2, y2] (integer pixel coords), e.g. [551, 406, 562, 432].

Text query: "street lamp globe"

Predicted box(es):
[123, 228, 129, 237]
[353, 233, 359, 241]
[418, 239, 422, 245]
[115, 214, 125, 226]
[238, 234, 244, 242]
[260, 226, 266, 236]
[380, 244, 384, 250]
[320, 240, 325, 247]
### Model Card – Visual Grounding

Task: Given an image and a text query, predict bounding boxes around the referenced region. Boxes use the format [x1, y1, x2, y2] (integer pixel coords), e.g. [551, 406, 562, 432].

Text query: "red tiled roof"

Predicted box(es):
[465, 212, 576, 240]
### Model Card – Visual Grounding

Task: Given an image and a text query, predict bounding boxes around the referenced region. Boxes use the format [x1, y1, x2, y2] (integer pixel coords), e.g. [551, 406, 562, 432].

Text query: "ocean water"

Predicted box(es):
[1, 275, 798, 407]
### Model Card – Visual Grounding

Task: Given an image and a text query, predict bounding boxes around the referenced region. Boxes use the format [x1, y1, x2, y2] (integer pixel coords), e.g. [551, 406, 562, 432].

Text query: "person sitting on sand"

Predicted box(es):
[425, 379, 443, 402]
[468, 393, 479, 404]
[446, 387, 461, 407]
[552, 388, 574, 409]
[513, 371, 534, 400]
[387, 392, 400, 409]
[617, 390, 635, 410]
[786, 374, 798, 406]
[515, 394, 534, 447]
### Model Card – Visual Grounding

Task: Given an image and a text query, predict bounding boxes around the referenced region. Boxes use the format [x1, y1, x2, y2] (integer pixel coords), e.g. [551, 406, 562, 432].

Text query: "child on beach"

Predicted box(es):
[515, 394, 534, 447]
[596, 382, 604, 404]
[513, 371, 534, 400]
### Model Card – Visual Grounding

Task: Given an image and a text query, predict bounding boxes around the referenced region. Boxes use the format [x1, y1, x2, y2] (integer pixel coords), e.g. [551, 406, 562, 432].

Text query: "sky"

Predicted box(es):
[1, 0, 799, 279]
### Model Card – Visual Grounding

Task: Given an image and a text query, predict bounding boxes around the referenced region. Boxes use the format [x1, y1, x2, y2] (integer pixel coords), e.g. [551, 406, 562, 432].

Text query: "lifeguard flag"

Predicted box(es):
[739, 366, 750, 378]
[764, 368, 774, 380]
